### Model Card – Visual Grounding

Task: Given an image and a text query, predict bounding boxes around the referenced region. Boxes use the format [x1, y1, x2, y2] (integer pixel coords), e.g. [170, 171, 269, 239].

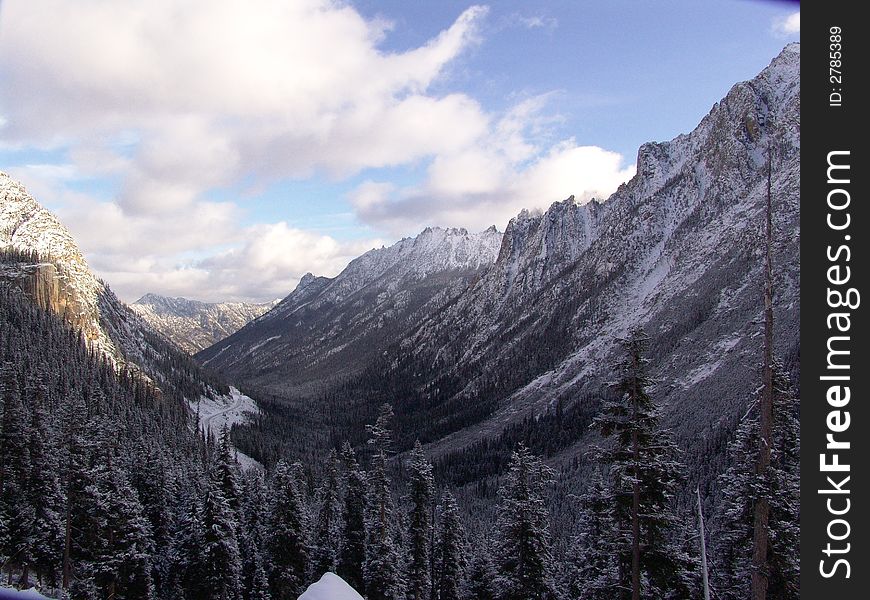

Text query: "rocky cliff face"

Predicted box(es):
[1, 173, 116, 356]
[131, 294, 278, 354]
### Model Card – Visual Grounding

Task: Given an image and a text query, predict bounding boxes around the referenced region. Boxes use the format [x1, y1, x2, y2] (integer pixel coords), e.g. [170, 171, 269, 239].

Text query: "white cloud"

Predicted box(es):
[0, 1, 632, 302]
[0, 0, 490, 200]
[772, 12, 800, 37]
[350, 99, 635, 234]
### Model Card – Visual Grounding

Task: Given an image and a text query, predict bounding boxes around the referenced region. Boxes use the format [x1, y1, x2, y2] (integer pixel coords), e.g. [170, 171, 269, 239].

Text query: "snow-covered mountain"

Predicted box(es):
[132, 293, 278, 354]
[200, 44, 800, 465]
[1, 174, 119, 359]
[1, 172, 228, 403]
[197, 225, 503, 392]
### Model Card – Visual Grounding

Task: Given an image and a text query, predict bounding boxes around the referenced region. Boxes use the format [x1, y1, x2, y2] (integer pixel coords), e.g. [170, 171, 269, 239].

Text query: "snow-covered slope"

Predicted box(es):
[297, 573, 363, 600]
[1, 173, 119, 359]
[409, 42, 801, 456]
[1, 172, 229, 405]
[197, 226, 503, 392]
[132, 294, 278, 354]
[192, 386, 261, 469]
[201, 44, 800, 465]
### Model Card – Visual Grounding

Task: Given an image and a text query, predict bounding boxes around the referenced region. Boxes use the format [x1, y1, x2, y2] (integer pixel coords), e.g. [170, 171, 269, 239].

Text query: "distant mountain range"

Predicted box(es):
[131, 293, 278, 354]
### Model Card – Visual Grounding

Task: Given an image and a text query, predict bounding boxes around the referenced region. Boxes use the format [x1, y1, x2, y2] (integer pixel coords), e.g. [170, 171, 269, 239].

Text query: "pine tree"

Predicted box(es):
[434, 491, 467, 600]
[24, 377, 64, 589]
[569, 469, 619, 600]
[493, 444, 557, 600]
[216, 424, 243, 516]
[311, 449, 343, 578]
[590, 327, 690, 599]
[714, 362, 799, 600]
[364, 404, 405, 600]
[201, 470, 242, 600]
[240, 470, 271, 600]
[337, 442, 367, 594]
[98, 461, 156, 599]
[407, 441, 435, 600]
[172, 487, 208, 600]
[463, 537, 497, 600]
[0, 361, 34, 581]
[267, 460, 310, 600]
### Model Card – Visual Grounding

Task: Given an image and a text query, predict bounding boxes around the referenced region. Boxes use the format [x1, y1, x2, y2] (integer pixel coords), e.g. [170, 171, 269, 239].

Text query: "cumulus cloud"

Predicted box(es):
[0, 0, 490, 213]
[0, 1, 633, 302]
[350, 99, 635, 234]
[772, 12, 800, 37]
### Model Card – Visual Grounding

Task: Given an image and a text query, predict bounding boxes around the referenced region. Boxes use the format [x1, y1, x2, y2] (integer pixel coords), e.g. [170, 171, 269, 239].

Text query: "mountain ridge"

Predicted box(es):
[201, 44, 800, 474]
[132, 293, 279, 354]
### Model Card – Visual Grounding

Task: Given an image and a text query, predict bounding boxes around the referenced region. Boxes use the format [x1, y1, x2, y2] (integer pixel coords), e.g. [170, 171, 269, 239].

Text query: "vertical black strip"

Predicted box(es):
[802, 2, 867, 597]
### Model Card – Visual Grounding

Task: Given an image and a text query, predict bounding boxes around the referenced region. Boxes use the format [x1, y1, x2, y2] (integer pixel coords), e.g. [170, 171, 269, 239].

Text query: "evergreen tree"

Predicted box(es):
[714, 362, 799, 600]
[434, 491, 467, 600]
[172, 488, 208, 600]
[463, 537, 497, 600]
[0, 362, 34, 581]
[337, 442, 367, 594]
[591, 328, 690, 599]
[569, 468, 619, 600]
[364, 404, 405, 600]
[216, 424, 243, 515]
[240, 470, 271, 600]
[267, 460, 310, 600]
[407, 441, 434, 600]
[493, 444, 557, 600]
[201, 470, 242, 600]
[311, 449, 343, 578]
[24, 390, 65, 589]
[98, 461, 156, 600]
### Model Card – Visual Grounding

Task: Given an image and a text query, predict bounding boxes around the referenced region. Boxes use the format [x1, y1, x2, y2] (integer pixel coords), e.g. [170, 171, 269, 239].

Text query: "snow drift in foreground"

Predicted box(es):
[0, 587, 55, 599]
[297, 572, 363, 600]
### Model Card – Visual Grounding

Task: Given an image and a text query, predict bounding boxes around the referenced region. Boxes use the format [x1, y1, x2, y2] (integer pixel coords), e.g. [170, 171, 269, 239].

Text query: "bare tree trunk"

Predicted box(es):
[750, 144, 774, 600]
[697, 488, 710, 600]
[631, 360, 641, 600]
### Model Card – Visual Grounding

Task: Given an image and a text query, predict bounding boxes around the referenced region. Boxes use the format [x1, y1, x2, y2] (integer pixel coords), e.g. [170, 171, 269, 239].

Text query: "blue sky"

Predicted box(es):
[0, 0, 799, 302]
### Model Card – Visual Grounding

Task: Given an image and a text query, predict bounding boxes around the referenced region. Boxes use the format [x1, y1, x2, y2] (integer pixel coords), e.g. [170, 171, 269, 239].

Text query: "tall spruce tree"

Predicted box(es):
[311, 449, 343, 578]
[435, 491, 467, 600]
[337, 442, 367, 594]
[201, 469, 241, 600]
[25, 388, 65, 589]
[714, 362, 799, 600]
[364, 404, 405, 600]
[406, 441, 435, 600]
[0, 362, 34, 582]
[267, 460, 310, 600]
[590, 327, 690, 599]
[569, 468, 619, 600]
[493, 444, 557, 600]
[216, 424, 243, 516]
[240, 470, 271, 600]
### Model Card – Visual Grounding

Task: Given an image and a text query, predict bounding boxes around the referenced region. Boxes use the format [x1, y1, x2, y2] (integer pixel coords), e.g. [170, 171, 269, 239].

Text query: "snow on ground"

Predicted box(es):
[297, 573, 363, 600]
[191, 386, 262, 469]
[0, 587, 55, 599]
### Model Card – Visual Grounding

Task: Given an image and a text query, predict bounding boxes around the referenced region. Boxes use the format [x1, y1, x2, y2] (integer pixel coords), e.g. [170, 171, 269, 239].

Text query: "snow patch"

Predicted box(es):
[297, 572, 363, 600]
